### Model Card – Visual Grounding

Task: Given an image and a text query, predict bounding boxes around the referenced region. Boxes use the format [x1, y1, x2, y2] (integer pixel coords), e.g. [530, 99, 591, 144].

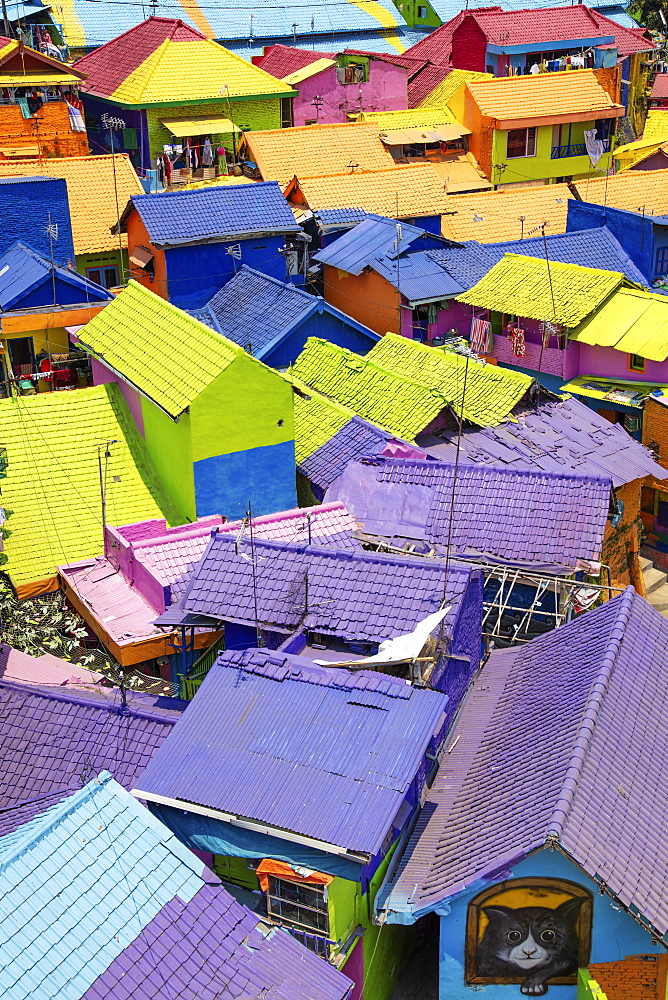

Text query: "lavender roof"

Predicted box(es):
[0, 772, 351, 1000]
[331, 457, 611, 573]
[380, 589, 668, 939]
[156, 535, 474, 643]
[299, 414, 427, 492]
[134, 648, 447, 856]
[419, 396, 667, 488]
[0, 681, 182, 833]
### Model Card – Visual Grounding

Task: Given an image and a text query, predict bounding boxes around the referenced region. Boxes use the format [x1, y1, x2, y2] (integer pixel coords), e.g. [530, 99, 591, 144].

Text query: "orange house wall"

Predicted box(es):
[127, 211, 167, 300]
[322, 265, 400, 337]
[0, 103, 88, 158]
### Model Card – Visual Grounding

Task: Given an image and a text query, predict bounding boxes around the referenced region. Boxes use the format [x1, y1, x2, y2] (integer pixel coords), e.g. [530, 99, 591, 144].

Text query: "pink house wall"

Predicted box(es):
[399, 299, 473, 341]
[91, 356, 145, 436]
[292, 61, 409, 126]
[575, 341, 668, 382]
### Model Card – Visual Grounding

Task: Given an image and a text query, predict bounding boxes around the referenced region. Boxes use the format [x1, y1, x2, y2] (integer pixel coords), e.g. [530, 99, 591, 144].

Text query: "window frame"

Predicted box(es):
[656, 246, 668, 276]
[506, 126, 537, 159]
[417, 5, 428, 17]
[85, 265, 119, 289]
[265, 875, 330, 938]
[628, 353, 646, 373]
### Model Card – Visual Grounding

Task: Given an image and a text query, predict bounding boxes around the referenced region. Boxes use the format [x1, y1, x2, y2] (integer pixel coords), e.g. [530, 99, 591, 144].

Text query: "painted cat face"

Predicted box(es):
[480, 900, 581, 972]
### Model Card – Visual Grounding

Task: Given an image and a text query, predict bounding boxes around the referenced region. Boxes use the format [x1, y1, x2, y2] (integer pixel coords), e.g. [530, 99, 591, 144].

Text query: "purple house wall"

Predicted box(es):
[291, 59, 410, 126]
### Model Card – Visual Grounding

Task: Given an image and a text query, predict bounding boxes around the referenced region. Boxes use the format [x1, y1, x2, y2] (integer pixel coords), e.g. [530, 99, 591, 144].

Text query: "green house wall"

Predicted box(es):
[140, 399, 195, 522]
[146, 98, 283, 161]
[491, 121, 614, 185]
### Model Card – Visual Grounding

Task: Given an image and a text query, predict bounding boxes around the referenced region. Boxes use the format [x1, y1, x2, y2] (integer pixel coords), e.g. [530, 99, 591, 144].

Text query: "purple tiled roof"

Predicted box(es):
[0, 680, 182, 832]
[380, 588, 668, 937]
[157, 535, 474, 643]
[134, 647, 447, 856]
[299, 414, 427, 492]
[331, 456, 611, 573]
[419, 396, 667, 488]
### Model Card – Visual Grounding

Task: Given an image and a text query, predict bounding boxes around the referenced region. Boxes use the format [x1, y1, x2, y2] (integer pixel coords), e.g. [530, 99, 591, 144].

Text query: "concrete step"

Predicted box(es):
[643, 565, 668, 594]
[647, 584, 668, 612]
[639, 555, 654, 571]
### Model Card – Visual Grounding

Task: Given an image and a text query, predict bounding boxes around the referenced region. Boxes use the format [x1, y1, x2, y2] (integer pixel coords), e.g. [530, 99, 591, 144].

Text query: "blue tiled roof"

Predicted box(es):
[429, 0, 635, 17]
[194, 264, 377, 358]
[429, 226, 649, 291]
[313, 208, 373, 232]
[229, 28, 417, 56]
[128, 181, 301, 246]
[0, 772, 351, 1000]
[134, 647, 447, 857]
[0, 242, 113, 312]
[300, 414, 396, 490]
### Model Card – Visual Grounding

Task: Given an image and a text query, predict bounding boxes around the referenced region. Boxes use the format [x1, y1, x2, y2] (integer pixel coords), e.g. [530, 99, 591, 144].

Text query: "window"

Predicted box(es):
[266, 876, 329, 937]
[86, 266, 118, 289]
[417, 4, 428, 16]
[629, 353, 646, 372]
[656, 246, 668, 276]
[506, 126, 536, 159]
[280, 97, 294, 129]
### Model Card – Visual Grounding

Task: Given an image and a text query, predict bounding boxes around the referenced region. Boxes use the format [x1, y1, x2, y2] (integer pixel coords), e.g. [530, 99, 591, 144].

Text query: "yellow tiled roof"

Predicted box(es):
[354, 107, 456, 129]
[0, 154, 143, 255]
[570, 286, 668, 362]
[282, 59, 336, 84]
[441, 184, 572, 243]
[0, 37, 86, 86]
[291, 163, 453, 217]
[643, 109, 668, 141]
[466, 69, 623, 122]
[571, 169, 668, 215]
[109, 38, 291, 105]
[0, 384, 180, 587]
[244, 122, 395, 188]
[418, 69, 493, 108]
[430, 154, 492, 193]
[457, 252, 624, 327]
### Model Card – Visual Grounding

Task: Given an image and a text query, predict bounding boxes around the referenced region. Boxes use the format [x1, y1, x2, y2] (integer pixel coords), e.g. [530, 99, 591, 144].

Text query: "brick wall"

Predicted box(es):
[146, 98, 282, 160]
[593, 65, 622, 105]
[642, 398, 668, 470]
[492, 332, 567, 377]
[0, 102, 88, 159]
[451, 17, 488, 72]
[602, 479, 645, 593]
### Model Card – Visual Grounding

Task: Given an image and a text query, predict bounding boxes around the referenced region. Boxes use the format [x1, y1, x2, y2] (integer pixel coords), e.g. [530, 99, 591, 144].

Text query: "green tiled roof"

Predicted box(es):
[368, 333, 533, 426]
[0, 385, 180, 587]
[455, 253, 624, 328]
[291, 340, 453, 440]
[78, 280, 240, 418]
[293, 382, 357, 464]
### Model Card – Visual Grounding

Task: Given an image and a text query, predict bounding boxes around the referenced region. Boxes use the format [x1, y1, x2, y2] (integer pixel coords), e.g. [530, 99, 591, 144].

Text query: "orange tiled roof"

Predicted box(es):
[466, 69, 623, 123]
[441, 183, 572, 242]
[0, 154, 143, 254]
[289, 163, 453, 218]
[571, 169, 668, 215]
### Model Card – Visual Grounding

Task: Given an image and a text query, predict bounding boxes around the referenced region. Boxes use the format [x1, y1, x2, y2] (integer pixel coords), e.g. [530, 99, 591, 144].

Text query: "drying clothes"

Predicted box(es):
[584, 128, 606, 167]
[530, 62, 540, 74]
[16, 96, 31, 119]
[508, 326, 526, 357]
[470, 317, 492, 354]
[540, 321, 560, 347]
[66, 101, 86, 132]
[202, 137, 214, 167]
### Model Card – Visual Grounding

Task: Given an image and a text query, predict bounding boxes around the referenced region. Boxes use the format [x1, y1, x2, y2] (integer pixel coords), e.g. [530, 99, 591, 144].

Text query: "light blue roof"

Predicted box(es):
[193, 264, 379, 358]
[428, 0, 635, 18]
[314, 215, 441, 275]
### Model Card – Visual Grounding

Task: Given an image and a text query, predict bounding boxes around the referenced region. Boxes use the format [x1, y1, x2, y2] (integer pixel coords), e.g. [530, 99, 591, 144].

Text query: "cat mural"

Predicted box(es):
[476, 899, 583, 996]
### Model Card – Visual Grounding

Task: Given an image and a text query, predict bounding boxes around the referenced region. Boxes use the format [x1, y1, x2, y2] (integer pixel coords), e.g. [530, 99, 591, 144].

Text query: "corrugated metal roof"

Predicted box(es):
[331, 456, 611, 573]
[379, 589, 668, 938]
[0, 242, 112, 312]
[134, 647, 448, 855]
[314, 215, 439, 275]
[0, 773, 352, 1000]
[570, 285, 668, 361]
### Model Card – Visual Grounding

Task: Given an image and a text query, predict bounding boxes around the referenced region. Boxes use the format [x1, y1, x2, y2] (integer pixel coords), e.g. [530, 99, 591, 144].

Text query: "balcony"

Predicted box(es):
[551, 138, 610, 159]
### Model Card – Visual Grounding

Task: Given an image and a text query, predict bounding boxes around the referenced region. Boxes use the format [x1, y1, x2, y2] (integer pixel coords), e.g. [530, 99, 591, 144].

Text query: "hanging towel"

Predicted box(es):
[540, 321, 560, 347]
[16, 97, 31, 119]
[202, 137, 213, 166]
[509, 326, 526, 357]
[471, 317, 492, 354]
[584, 128, 606, 167]
[66, 101, 86, 132]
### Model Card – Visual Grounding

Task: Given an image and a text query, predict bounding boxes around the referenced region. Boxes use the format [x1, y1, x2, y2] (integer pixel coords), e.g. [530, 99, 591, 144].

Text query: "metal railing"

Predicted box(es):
[179, 634, 225, 700]
[285, 927, 335, 960]
[551, 138, 610, 159]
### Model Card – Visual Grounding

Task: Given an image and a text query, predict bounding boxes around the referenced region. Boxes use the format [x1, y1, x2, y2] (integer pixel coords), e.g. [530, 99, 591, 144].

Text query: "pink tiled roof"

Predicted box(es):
[0, 645, 103, 686]
[408, 63, 452, 106]
[651, 73, 668, 99]
[256, 43, 335, 79]
[219, 501, 359, 546]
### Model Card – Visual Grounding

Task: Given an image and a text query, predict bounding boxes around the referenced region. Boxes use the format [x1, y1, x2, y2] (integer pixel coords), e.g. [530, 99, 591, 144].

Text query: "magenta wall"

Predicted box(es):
[342, 937, 364, 1000]
[91, 357, 145, 435]
[575, 342, 668, 382]
[399, 300, 473, 341]
[292, 61, 408, 126]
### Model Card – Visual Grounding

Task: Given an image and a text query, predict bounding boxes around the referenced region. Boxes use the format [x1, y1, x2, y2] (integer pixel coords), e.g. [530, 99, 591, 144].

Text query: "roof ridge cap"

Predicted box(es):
[546, 586, 636, 841]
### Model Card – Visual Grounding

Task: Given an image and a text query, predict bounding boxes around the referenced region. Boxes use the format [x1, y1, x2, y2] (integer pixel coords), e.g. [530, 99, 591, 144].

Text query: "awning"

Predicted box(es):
[160, 116, 241, 138]
[379, 123, 471, 145]
[129, 245, 154, 268]
[562, 375, 668, 408]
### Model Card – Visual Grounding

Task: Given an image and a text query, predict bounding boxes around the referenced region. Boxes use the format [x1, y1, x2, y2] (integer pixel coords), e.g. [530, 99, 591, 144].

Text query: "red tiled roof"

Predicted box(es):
[584, 7, 654, 55]
[408, 62, 452, 106]
[343, 47, 423, 69]
[74, 17, 206, 98]
[651, 73, 668, 98]
[255, 43, 334, 79]
[404, 7, 500, 64]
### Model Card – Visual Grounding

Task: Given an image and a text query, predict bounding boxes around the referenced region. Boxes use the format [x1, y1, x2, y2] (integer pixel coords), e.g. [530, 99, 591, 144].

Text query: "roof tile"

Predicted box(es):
[291, 163, 453, 219]
[571, 169, 668, 215]
[442, 183, 573, 242]
[571, 285, 668, 361]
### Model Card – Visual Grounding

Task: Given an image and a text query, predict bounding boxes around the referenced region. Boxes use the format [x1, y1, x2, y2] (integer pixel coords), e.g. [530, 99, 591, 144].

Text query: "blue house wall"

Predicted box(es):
[0, 178, 75, 264]
[193, 438, 297, 520]
[264, 308, 379, 368]
[81, 95, 149, 175]
[165, 236, 295, 309]
[436, 849, 662, 1000]
[430, 572, 483, 722]
[13, 275, 110, 310]
[566, 200, 664, 283]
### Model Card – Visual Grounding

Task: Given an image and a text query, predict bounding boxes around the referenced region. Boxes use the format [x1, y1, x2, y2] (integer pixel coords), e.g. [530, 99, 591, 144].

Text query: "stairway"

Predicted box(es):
[640, 555, 668, 618]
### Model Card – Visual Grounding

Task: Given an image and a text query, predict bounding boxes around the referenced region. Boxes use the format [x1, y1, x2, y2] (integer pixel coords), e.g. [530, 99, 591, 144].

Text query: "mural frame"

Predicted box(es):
[465, 876, 593, 986]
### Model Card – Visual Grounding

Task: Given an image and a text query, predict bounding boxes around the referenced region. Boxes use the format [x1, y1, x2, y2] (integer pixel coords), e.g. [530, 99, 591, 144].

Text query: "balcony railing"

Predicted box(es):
[551, 138, 610, 159]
